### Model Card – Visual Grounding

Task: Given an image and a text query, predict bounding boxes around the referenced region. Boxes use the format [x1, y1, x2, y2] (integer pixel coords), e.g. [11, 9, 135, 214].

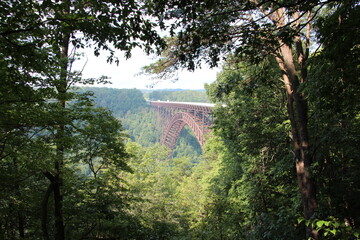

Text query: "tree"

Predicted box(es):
[144, 1, 356, 237]
[302, 3, 360, 237]
[60, 107, 134, 239]
[1, 0, 164, 238]
[203, 56, 303, 239]
[36, 1, 162, 237]
[123, 142, 181, 239]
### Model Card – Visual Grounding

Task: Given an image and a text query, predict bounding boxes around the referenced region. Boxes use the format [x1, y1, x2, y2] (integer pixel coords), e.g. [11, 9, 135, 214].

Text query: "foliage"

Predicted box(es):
[173, 125, 203, 159]
[143, 1, 360, 238]
[299, 217, 360, 240]
[305, 0, 360, 233]
[124, 142, 188, 239]
[123, 107, 162, 146]
[61, 106, 134, 239]
[0, 91, 135, 239]
[1, 0, 359, 239]
[0, 0, 164, 238]
[201, 56, 304, 239]
[145, 0, 323, 71]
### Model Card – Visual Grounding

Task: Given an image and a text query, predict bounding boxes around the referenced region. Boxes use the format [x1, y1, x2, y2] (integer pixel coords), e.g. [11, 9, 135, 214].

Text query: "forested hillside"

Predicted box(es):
[1, 1, 359, 240]
[81, 87, 147, 117]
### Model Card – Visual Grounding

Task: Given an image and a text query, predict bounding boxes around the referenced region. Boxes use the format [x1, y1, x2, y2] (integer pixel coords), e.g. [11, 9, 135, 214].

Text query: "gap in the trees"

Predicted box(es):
[172, 125, 202, 159]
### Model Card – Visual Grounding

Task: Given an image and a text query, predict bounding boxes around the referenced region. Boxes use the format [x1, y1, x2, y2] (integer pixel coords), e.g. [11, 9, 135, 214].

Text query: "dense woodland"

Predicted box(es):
[1, 0, 360, 240]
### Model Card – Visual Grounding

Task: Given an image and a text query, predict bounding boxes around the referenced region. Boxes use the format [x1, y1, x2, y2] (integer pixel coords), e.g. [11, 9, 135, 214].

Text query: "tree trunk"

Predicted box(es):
[41, 181, 53, 240]
[18, 211, 25, 238]
[52, 1, 72, 238]
[52, 15, 71, 239]
[268, 6, 318, 238]
[12, 157, 26, 238]
[53, 173, 64, 240]
[277, 43, 318, 239]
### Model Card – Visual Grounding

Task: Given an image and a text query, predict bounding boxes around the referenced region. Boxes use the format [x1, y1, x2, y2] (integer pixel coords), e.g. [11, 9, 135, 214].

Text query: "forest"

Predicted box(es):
[1, 0, 359, 240]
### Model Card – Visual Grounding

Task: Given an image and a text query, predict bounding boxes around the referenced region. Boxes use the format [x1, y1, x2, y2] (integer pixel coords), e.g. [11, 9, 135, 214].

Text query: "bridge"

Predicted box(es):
[150, 101, 215, 152]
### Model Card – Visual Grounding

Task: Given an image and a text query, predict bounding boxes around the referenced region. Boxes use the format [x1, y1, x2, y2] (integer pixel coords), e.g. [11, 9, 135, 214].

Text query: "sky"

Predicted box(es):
[73, 47, 220, 90]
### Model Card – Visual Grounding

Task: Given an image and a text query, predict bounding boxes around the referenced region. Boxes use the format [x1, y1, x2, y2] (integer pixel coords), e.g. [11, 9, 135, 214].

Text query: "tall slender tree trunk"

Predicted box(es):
[13, 158, 25, 238]
[277, 42, 318, 239]
[53, 116, 65, 240]
[270, 7, 318, 239]
[53, 120, 65, 240]
[52, 1, 72, 238]
[53, 30, 70, 240]
[18, 211, 25, 238]
[41, 181, 53, 240]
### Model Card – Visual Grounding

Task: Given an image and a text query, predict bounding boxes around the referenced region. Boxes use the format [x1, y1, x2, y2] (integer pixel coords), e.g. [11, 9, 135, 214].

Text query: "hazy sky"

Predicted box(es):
[73, 47, 219, 90]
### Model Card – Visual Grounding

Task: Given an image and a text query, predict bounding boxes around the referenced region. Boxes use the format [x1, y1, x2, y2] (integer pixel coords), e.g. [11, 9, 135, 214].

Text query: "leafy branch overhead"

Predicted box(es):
[144, 0, 329, 78]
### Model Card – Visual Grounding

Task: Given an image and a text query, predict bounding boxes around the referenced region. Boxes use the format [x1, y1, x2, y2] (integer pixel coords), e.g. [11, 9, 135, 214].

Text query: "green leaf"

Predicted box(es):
[316, 220, 326, 228]
[298, 217, 305, 224]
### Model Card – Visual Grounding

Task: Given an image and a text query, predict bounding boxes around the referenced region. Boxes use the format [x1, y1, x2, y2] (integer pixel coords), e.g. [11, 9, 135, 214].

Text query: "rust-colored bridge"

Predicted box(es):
[150, 101, 215, 152]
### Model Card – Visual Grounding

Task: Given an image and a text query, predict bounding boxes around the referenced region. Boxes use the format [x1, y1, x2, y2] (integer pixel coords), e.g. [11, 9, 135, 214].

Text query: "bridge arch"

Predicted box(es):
[161, 112, 207, 151]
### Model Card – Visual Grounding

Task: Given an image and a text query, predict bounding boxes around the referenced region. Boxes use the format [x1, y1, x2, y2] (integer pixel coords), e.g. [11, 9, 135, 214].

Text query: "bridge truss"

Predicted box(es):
[150, 101, 214, 153]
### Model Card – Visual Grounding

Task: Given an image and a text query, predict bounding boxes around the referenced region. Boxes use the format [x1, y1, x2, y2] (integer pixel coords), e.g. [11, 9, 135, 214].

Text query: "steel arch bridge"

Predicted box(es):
[150, 101, 214, 153]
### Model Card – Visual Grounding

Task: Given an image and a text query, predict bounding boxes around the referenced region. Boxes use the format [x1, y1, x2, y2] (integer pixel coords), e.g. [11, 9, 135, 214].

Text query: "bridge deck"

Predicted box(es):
[152, 101, 215, 107]
[150, 101, 215, 111]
